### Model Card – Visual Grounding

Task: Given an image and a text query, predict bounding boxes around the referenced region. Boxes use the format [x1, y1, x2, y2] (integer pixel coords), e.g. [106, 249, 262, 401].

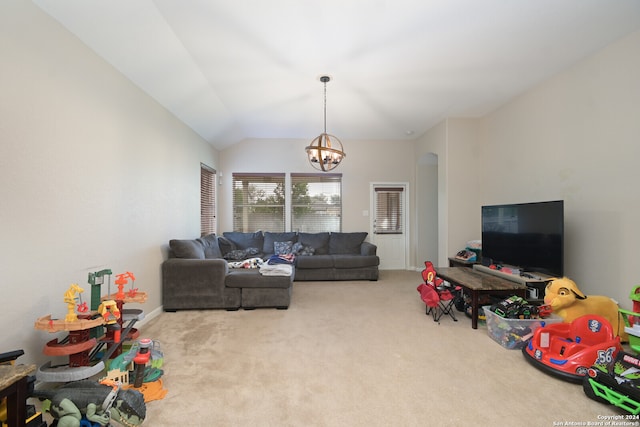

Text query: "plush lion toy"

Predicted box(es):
[544, 277, 628, 342]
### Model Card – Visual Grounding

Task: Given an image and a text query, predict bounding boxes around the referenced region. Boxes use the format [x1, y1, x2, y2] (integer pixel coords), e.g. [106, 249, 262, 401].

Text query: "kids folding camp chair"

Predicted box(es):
[417, 261, 459, 322]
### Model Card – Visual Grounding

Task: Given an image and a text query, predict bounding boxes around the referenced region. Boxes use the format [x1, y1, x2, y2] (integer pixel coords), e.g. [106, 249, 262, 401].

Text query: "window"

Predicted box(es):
[374, 187, 403, 234]
[291, 173, 342, 232]
[200, 164, 216, 236]
[232, 173, 285, 232]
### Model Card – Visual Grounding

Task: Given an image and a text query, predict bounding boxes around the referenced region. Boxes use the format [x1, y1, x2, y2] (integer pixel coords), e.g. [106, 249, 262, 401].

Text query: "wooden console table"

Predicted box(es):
[0, 363, 36, 427]
[435, 267, 527, 329]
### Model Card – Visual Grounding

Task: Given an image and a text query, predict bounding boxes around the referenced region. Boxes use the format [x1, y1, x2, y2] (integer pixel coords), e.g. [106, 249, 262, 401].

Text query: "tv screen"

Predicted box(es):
[481, 200, 564, 277]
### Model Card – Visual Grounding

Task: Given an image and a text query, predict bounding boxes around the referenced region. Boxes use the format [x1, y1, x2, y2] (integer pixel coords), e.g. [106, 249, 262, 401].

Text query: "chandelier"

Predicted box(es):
[306, 75, 345, 172]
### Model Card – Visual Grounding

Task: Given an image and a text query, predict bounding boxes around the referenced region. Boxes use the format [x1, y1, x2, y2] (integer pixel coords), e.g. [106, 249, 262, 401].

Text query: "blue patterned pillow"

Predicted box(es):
[274, 241, 293, 255]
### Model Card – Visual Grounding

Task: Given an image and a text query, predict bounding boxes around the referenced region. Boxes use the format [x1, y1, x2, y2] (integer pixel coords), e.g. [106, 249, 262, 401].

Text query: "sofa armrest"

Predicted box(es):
[360, 241, 377, 256]
[162, 258, 229, 304]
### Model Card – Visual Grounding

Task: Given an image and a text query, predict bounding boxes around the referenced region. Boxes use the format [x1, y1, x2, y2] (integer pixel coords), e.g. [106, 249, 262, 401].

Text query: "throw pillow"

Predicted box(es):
[298, 232, 330, 255]
[263, 232, 297, 254]
[274, 241, 293, 255]
[198, 233, 222, 259]
[292, 242, 315, 256]
[217, 236, 234, 256]
[170, 239, 205, 259]
[223, 247, 261, 260]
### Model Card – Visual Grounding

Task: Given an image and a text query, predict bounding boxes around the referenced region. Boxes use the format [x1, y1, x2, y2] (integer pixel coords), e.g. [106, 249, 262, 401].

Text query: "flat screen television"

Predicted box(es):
[481, 200, 564, 277]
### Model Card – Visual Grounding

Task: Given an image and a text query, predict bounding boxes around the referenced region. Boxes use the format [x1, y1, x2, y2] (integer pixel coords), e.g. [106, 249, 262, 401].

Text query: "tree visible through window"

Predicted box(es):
[291, 173, 342, 232]
[229, 173, 342, 233]
[232, 173, 286, 232]
[200, 164, 216, 236]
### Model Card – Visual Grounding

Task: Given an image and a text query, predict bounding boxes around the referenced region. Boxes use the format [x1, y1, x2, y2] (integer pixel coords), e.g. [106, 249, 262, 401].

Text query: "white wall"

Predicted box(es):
[0, 2, 217, 364]
[477, 29, 640, 308]
[416, 155, 438, 267]
[415, 119, 482, 267]
[218, 138, 417, 266]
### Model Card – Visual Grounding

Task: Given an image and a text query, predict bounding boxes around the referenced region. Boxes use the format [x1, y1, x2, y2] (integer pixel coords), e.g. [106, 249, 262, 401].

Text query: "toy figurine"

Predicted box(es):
[544, 277, 628, 341]
[63, 284, 85, 322]
[33, 380, 145, 427]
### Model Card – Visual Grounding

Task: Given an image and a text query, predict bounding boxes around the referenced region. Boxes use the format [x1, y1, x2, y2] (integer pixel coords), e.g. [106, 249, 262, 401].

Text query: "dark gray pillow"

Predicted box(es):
[198, 234, 222, 259]
[223, 231, 264, 250]
[170, 239, 205, 259]
[329, 232, 368, 255]
[217, 236, 234, 255]
[263, 232, 298, 253]
[298, 232, 330, 255]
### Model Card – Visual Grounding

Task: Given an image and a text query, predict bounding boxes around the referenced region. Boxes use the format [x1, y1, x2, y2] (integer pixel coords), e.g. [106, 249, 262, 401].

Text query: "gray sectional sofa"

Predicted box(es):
[162, 231, 379, 311]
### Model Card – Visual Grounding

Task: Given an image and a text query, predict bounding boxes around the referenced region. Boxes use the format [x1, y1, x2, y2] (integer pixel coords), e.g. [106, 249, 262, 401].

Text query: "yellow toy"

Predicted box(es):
[63, 283, 84, 322]
[98, 299, 121, 324]
[544, 277, 628, 342]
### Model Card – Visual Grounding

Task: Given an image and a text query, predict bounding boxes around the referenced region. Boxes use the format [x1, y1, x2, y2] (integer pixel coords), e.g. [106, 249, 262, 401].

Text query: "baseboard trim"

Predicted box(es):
[137, 305, 163, 329]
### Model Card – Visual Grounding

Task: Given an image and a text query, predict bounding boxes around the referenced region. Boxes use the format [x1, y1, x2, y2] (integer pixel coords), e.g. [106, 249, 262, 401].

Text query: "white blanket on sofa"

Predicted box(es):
[259, 264, 293, 276]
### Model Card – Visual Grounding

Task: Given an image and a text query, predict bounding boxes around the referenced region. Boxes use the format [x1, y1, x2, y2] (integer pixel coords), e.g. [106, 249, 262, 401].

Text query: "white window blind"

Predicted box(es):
[374, 187, 403, 234]
[232, 173, 285, 232]
[200, 164, 216, 236]
[291, 173, 342, 232]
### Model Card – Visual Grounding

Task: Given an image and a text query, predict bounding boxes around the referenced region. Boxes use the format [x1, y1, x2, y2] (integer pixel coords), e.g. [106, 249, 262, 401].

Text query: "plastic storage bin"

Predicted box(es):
[482, 306, 563, 349]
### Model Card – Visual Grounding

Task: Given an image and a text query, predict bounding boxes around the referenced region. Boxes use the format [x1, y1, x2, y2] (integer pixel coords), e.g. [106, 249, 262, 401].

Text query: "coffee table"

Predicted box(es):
[0, 363, 36, 427]
[435, 267, 528, 329]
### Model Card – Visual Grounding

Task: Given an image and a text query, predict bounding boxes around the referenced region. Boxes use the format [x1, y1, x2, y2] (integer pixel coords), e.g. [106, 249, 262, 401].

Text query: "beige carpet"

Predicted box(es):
[140, 270, 620, 426]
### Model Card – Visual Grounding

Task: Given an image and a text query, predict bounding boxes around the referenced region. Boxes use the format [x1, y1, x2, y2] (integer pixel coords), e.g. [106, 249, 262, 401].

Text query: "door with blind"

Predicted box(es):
[371, 184, 407, 270]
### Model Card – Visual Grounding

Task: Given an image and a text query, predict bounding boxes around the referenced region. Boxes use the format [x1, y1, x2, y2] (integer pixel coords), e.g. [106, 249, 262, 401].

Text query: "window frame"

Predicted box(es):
[231, 172, 286, 232]
[200, 163, 217, 236]
[291, 173, 342, 233]
[374, 186, 404, 235]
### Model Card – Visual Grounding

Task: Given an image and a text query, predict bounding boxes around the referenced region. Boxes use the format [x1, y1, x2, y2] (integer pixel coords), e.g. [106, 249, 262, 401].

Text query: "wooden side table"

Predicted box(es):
[0, 364, 36, 427]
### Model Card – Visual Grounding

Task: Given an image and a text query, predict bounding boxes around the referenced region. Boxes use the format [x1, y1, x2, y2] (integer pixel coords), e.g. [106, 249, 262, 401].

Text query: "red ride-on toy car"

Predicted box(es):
[522, 314, 623, 383]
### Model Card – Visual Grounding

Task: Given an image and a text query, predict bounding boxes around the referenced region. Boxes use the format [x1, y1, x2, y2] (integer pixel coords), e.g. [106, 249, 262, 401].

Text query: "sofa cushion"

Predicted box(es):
[223, 231, 264, 250]
[263, 232, 298, 254]
[333, 254, 380, 268]
[295, 254, 334, 269]
[329, 232, 368, 255]
[298, 232, 330, 255]
[198, 234, 223, 259]
[225, 269, 292, 289]
[170, 239, 205, 259]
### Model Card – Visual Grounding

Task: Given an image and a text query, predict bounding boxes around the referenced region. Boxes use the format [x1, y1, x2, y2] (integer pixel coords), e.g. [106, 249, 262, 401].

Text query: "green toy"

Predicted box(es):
[33, 380, 145, 427]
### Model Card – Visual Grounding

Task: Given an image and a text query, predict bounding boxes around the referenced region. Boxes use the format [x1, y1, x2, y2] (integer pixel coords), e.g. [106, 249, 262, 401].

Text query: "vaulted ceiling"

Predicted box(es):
[34, 0, 640, 150]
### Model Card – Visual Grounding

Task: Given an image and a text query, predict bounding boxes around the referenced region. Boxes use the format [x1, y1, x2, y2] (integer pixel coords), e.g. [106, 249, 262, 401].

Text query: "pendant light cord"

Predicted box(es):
[323, 80, 327, 134]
